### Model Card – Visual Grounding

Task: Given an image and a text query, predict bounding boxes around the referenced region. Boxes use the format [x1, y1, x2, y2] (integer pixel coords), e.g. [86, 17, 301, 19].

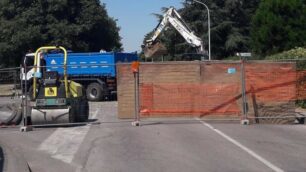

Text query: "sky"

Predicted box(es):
[101, 0, 183, 53]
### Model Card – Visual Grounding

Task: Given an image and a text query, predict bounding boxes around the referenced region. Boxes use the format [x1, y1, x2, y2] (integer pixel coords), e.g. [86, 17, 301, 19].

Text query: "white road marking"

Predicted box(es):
[39, 126, 90, 163]
[196, 118, 284, 172]
[39, 109, 99, 164]
[90, 109, 99, 120]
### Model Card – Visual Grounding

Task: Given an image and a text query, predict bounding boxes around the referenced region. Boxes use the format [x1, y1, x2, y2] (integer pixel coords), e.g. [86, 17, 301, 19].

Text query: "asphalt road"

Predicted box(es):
[0, 101, 306, 172]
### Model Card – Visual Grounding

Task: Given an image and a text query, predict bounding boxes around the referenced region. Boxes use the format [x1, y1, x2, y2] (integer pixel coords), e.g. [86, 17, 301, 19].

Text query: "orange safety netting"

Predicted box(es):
[140, 83, 240, 117]
[245, 63, 297, 102]
[137, 62, 306, 117]
[297, 70, 306, 100]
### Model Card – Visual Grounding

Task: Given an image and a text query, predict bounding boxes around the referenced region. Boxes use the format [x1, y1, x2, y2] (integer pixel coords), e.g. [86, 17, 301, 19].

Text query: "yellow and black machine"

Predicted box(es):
[29, 46, 89, 124]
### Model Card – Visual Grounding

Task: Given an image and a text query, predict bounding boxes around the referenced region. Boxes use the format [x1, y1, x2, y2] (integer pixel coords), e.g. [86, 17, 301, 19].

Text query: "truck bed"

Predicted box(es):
[44, 52, 138, 77]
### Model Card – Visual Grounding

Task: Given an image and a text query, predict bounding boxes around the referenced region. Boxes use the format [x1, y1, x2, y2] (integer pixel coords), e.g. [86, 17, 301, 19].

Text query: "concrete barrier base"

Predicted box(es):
[20, 126, 33, 132]
[241, 119, 250, 125]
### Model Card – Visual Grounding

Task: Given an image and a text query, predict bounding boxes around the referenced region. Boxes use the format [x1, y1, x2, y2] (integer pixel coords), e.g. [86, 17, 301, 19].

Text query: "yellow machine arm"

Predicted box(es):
[33, 46, 68, 98]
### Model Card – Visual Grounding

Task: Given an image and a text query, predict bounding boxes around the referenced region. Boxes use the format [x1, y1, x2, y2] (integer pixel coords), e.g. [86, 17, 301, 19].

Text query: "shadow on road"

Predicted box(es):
[0, 146, 4, 172]
[32, 119, 100, 128]
[140, 119, 240, 126]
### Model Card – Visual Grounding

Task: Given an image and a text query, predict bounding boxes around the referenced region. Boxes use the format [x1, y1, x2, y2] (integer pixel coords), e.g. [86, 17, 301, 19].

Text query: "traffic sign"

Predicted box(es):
[236, 52, 252, 57]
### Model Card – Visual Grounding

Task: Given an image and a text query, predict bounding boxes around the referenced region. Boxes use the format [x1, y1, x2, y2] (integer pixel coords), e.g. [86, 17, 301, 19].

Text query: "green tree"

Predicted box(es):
[0, 0, 122, 67]
[251, 0, 306, 56]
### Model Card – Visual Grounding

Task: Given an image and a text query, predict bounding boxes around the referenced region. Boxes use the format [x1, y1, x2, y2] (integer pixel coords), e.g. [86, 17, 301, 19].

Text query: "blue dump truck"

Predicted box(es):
[21, 52, 138, 101]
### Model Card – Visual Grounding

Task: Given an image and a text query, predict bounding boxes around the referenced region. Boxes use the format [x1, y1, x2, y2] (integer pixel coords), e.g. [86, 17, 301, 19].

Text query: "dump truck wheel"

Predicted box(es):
[86, 83, 102, 101]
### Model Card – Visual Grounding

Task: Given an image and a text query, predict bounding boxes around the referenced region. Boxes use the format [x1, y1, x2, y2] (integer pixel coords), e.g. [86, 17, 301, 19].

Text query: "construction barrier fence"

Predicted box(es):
[0, 67, 21, 98]
[117, 60, 306, 124]
[0, 61, 305, 125]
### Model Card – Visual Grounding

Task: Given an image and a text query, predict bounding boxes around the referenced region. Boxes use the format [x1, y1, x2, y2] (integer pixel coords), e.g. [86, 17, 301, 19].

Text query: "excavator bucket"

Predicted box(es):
[143, 42, 168, 58]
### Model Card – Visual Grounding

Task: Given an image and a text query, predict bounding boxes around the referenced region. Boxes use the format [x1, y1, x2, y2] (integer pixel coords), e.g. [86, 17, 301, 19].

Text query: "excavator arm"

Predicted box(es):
[145, 8, 172, 45]
[143, 7, 204, 58]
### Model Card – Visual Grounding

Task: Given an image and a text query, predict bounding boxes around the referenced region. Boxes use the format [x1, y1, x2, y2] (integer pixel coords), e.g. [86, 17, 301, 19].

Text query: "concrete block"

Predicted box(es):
[241, 119, 250, 125]
[20, 126, 33, 132]
[131, 121, 140, 127]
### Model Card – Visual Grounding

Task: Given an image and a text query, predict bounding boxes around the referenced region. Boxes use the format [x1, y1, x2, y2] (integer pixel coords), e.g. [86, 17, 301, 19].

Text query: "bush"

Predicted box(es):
[265, 47, 306, 60]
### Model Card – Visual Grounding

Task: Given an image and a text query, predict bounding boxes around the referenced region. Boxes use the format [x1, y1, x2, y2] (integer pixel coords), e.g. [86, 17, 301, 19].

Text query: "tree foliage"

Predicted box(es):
[143, 0, 259, 60]
[251, 0, 306, 56]
[0, 0, 122, 67]
[265, 47, 306, 60]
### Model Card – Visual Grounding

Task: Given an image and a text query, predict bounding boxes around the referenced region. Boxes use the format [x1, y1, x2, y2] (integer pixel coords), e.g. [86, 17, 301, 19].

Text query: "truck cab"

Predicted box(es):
[20, 53, 42, 94]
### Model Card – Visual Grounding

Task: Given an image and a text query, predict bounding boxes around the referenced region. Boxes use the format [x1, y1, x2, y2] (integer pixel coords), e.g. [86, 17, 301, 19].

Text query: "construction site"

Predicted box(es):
[1, 1, 306, 172]
[0, 46, 305, 171]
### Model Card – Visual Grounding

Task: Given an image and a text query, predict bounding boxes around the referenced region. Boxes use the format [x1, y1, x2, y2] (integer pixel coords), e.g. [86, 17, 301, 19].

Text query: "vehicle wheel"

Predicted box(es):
[111, 94, 117, 101]
[69, 101, 77, 123]
[86, 83, 103, 101]
[75, 99, 89, 122]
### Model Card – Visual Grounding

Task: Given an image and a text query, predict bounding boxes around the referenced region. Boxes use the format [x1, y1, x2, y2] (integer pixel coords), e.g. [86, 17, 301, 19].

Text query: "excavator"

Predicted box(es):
[143, 7, 205, 59]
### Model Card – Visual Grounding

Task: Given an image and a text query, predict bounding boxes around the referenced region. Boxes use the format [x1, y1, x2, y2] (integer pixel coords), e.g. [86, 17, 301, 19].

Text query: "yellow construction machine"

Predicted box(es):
[28, 46, 89, 125]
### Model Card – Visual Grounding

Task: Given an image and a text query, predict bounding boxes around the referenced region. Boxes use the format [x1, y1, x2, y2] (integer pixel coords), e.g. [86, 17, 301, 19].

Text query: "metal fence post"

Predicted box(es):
[20, 65, 32, 132]
[240, 57, 249, 125]
[13, 69, 17, 98]
[131, 61, 140, 126]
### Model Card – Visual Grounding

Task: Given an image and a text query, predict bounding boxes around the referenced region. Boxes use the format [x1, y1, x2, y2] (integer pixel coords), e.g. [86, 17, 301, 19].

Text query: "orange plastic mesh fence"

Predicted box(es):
[297, 70, 306, 100]
[136, 61, 306, 117]
[0, 61, 305, 120]
[140, 83, 241, 117]
[245, 63, 297, 102]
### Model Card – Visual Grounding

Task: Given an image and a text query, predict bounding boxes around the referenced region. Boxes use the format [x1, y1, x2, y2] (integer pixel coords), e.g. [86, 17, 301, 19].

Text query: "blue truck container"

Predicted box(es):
[44, 52, 138, 101]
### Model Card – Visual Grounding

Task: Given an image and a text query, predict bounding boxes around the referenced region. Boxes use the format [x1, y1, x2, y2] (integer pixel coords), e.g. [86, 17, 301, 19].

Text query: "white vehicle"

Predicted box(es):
[20, 52, 43, 94]
[143, 7, 205, 58]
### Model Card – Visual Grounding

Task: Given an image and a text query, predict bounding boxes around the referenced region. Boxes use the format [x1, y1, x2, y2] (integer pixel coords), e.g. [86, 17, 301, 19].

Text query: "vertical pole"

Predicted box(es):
[132, 71, 140, 126]
[13, 69, 17, 98]
[23, 66, 28, 127]
[136, 71, 140, 122]
[131, 61, 140, 126]
[20, 64, 32, 132]
[20, 66, 24, 124]
[193, 0, 211, 60]
[208, 8, 211, 61]
[134, 72, 137, 121]
[240, 57, 249, 125]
